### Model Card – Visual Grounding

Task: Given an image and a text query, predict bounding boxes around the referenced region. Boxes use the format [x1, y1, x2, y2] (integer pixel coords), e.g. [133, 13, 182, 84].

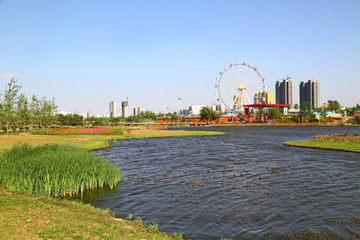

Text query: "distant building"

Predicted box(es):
[275, 77, 294, 108]
[133, 107, 143, 116]
[74, 110, 79, 115]
[254, 91, 273, 104]
[121, 101, 129, 118]
[216, 104, 225, 113]
[299, 80, 320, 109]
[109, 100, 118, 118]
[87, 110, 93, 118]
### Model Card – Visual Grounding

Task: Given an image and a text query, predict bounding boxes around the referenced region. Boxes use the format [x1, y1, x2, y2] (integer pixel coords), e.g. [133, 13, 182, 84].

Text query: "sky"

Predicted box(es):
[0, 0, 359, 116]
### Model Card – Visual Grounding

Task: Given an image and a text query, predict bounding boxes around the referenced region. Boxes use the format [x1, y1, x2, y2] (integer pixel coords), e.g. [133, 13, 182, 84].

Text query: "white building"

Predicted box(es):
[133, 106, 143, 116]
[189, 105, 216, 115]
[87, 110, 93, 118]
[109, 100, 118, 118]
[121, 101, 129, 118]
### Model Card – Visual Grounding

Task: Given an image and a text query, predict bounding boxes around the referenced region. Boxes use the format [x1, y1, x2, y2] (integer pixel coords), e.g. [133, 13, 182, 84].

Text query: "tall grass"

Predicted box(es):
[0, 144, 121, 198]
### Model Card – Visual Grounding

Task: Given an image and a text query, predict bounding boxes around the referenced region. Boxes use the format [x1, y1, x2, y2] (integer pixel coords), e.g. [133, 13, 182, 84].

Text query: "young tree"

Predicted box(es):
[16, 93, 29, 133]
[2, 78, 21, 133]
[29, 95, 40, 130]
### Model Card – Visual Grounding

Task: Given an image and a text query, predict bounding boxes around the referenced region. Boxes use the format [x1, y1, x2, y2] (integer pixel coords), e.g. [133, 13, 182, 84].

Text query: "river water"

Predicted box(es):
[83, 126, 360, 239]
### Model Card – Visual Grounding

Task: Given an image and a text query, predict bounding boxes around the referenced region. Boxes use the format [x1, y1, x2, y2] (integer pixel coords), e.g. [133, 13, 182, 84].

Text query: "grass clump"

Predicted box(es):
[0, 144, 121, 198]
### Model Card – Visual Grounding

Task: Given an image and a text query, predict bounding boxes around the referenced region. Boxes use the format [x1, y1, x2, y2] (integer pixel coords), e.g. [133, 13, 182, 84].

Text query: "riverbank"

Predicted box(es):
[284, 134, 360, 152]
[0, 129, 223, 239]
[0, 128, 225, 152]
[0, 187, 182, 239]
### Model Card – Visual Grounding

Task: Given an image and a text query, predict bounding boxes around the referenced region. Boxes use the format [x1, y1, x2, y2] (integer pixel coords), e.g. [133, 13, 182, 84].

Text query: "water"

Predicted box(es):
[82, 126, 360, 239]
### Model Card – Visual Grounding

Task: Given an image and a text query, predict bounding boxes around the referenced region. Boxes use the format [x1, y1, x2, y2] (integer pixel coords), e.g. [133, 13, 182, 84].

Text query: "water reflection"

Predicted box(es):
[81, 126, 360, 239]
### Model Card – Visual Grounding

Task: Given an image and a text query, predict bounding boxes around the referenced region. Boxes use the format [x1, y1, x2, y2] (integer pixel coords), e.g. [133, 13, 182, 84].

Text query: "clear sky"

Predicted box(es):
[1, 0, 359, 115]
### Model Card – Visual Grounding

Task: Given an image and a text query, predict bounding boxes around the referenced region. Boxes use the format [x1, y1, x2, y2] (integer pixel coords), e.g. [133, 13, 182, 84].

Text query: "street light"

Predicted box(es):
[178, 97, 181, 115]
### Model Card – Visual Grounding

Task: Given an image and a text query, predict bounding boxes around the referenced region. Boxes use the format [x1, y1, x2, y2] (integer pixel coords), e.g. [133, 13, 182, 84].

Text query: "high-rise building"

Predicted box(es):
[133, 107, 143, 116]
[109, 100, 118, 118]
[87, 110, 93, 118]
[299, 80, 320, 109]
[265, 91, 273, 104]
[275, 77, 294, 108]
[74, 110, 79, 115]
[254, 91, 273, 104]
[121, 101, 129, 118]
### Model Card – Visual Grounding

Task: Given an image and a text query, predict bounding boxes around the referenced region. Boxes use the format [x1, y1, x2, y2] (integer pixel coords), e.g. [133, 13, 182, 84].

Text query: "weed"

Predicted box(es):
[135, 216, 143, 225]
[147, 222, 159, 233]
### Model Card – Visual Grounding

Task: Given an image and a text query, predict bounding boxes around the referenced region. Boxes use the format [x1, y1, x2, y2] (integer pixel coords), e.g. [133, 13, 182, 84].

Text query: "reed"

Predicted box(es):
[0, 144, 121, 198]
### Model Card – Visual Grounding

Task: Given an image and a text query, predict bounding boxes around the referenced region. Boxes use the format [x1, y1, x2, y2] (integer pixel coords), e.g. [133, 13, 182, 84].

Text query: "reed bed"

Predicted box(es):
[0, 144, 121, 198]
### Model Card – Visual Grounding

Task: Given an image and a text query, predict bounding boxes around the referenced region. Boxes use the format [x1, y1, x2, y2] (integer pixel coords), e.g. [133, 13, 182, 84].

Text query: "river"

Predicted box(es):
[82, 126, 360, 239]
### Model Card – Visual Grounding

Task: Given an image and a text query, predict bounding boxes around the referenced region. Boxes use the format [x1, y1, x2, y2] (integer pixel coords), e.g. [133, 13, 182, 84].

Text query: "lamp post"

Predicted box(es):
[178, 97, 181, 116]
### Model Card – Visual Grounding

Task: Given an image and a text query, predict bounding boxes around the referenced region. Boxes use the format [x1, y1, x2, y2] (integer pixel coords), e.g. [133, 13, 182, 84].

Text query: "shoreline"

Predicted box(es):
[0, 129, 225, 153]
[284, 141, 360, 153]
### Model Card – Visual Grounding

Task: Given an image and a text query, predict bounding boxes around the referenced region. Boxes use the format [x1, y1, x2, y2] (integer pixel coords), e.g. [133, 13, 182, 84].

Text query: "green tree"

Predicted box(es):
[40, 97, 57, 129]
[268, 107, 279, 121]
[2, 78, 21, 133]
[257, 108, 266, 122]
[299, 101, 313, 122]
[16, 93, 29, 133]
[327, 100, 341, 113]
[200, 107, 219, 122]
[29, 95, 40, 130]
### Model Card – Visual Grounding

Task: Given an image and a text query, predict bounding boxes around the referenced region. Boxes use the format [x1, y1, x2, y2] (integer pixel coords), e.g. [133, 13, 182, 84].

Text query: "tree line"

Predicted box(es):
[0, 78, 57, 133]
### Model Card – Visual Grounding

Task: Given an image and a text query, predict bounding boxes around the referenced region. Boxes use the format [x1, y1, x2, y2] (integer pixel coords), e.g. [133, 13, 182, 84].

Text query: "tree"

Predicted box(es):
[268, 107, 279, 121]
[327, 100, 341, 113]
[29, 95, 40, 130]
[2, 78, 21, 133]
[200, 107, 220, 122]
[257, 108, 266, 122]
[299, 101, 313, 122]
[16, 93, 29, 133]
[39, 97, 57, 129]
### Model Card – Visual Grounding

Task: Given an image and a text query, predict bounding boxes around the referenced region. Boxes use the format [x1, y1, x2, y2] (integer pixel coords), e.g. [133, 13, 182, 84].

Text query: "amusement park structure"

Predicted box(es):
[215, 62, 266, 113]
[157, 61, 290, 123]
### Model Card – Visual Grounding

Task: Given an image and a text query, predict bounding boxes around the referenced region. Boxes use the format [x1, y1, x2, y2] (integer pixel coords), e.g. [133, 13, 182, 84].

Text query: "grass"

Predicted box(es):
[0, 129, 225, 152]
[284, 134, 360, 152]
[0, 187, 182, 240]
[0, 144, 121, 198]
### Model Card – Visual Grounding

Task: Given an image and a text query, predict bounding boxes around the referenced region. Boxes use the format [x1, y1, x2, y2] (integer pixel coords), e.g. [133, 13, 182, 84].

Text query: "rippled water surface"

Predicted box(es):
[83, 126, 360, 239]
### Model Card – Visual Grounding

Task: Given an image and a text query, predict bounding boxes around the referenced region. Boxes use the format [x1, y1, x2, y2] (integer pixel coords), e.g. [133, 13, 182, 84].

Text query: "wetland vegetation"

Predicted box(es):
[0, 144, 121, 198]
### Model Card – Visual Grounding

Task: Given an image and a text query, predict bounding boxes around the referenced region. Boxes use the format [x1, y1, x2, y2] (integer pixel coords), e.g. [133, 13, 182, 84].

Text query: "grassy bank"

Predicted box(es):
[0, 129, 225, 152]
[0, 187, 182, 240]
[284, 134, 360, 152]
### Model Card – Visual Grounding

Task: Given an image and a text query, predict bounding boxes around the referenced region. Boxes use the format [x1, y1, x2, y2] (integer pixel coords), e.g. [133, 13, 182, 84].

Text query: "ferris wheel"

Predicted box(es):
[215, 62, 266, 112]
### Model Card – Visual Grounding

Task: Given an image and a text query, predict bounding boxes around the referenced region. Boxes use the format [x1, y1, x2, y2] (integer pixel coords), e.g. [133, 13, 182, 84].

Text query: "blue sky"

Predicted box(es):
[1, 0, 359, 115]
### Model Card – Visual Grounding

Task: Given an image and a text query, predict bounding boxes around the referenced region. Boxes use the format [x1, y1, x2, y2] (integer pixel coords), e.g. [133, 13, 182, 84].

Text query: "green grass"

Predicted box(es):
[0, 187, 182, 240]
[0, 144, 121, 198]
[284, 139, 360, 152]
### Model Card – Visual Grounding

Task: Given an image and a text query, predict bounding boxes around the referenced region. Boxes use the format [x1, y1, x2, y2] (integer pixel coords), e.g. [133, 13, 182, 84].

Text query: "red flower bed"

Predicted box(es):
[80, 129, 105, 133]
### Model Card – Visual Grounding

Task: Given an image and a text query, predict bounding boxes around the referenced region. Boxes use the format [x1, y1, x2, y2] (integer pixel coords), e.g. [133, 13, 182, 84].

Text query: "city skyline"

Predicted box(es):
[1, 1, 359, 115]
